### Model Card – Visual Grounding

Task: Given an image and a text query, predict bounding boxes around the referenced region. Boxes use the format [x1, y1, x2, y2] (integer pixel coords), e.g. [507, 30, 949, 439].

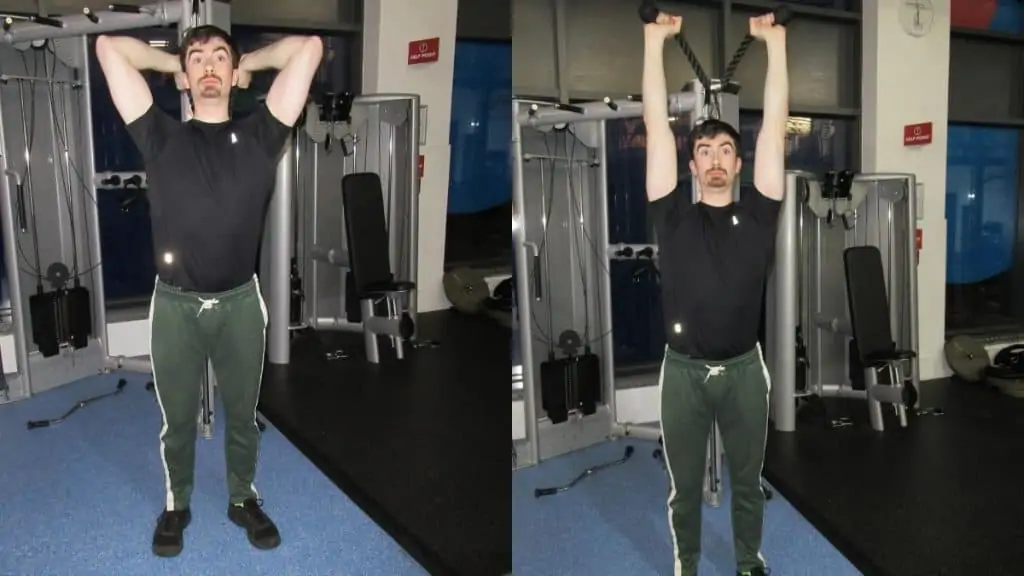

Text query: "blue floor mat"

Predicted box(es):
[0, 371, 426, 576]
[512, 439, 862, 576]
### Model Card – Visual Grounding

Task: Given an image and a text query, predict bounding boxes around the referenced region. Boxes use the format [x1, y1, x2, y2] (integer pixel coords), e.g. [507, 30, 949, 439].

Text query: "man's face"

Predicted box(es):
[184, 37, 237, 101]
[688, 133, 741, 194]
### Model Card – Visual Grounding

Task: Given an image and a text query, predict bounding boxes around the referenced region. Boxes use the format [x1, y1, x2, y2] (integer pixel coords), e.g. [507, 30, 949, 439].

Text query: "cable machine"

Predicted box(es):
[0, 1, 244, 440]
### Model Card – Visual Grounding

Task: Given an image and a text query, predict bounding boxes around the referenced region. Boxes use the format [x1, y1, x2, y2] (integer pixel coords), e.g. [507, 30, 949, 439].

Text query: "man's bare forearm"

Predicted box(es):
[642, 33, 670, 128]
[761, 37, 789, 138]
[240, 36, 319, 72]
[100, 36, 180, 74]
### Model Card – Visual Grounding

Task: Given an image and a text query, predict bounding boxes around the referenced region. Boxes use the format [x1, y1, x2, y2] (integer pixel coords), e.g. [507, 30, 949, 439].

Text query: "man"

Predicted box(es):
[642, 11, 788, 576]
[95, 26, 323, 557]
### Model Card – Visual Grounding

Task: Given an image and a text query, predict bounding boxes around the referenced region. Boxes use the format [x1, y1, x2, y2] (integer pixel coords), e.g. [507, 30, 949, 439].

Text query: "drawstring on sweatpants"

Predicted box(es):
[196, 297, 220, 317]
[704, 364, 726, 383]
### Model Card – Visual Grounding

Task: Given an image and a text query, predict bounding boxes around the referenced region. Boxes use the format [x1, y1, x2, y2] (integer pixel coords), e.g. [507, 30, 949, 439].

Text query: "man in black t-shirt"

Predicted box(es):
[641, 12, 789, 576]
[95, 26, 322, 558]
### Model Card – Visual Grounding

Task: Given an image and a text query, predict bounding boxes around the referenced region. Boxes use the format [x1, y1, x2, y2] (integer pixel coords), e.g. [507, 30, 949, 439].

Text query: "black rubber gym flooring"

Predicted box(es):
[763, 378, 1024, 576]
[257, 310, 510, 576]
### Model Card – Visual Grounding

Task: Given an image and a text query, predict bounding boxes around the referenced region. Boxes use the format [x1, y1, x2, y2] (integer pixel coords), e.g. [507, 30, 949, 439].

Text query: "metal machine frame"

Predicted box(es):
[275, 94, 421, 365]
[0, 1, 234, 438]
[767, 170, 920, 433]
[512, 80, 738, 506]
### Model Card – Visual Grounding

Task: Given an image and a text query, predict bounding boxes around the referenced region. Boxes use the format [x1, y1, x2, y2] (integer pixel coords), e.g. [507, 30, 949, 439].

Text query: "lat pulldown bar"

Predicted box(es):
[637, 0, 792, 112]
[0, 2, 184, 44]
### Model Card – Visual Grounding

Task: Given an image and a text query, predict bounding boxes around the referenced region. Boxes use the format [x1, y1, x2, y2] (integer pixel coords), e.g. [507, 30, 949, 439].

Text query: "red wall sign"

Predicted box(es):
[408, 38, 440, 65]
[904, 122, 933, 146]
[951, 0, 997, 30]
[418, 154, 425, 178]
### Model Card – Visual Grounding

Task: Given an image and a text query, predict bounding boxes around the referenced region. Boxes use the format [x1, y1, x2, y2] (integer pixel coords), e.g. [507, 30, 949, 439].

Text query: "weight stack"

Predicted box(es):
[30, 287, 93, 357]
[29, 290, 60, 358]
[540, 353, 602, 424]
[61, 285, 92, 350]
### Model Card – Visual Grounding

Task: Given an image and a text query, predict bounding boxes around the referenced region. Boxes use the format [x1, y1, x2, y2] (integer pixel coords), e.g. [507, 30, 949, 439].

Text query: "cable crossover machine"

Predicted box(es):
[514, 0, 792, 503]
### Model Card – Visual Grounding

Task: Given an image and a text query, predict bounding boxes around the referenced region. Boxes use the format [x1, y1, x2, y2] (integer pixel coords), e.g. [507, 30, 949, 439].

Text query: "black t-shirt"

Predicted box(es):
[126, 103, 291, 293]
[649, 184, 782, 361]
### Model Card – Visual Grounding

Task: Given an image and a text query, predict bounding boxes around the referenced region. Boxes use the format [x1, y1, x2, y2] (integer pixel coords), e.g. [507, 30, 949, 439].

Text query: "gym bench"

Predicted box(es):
[341, 172, 416, 364]
[843, 245, 917, 432]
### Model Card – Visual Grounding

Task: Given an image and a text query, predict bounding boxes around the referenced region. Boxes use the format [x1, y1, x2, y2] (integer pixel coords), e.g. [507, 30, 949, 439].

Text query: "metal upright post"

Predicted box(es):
[408, 97, 421, 320]
[79, 35, 108, 367]
[768, 171, 802, 432]
[267, 134, 295, 364]
[512, 100, 539, 464]
[0, 92, 31, 399]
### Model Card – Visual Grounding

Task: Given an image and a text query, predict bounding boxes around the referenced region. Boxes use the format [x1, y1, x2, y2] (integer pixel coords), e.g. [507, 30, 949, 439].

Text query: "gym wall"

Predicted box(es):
[362, 0, 459, 312]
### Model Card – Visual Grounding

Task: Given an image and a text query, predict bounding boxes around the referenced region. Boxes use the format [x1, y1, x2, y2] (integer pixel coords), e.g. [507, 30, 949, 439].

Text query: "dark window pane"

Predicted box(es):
[445, 40, 513, 268]
[946, 124, 1022, 332]
[739, 113, 853, 180]
[729, 13, 857, 110]
[564, 0, 716, 98]
[949, 37, 1023, 122]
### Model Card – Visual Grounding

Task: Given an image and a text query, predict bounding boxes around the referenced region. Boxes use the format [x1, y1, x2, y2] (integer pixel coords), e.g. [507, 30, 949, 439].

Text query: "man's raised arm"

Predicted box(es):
[94, 35, 181, 124]
[239, 36, 324, 127]
[751, 14, 789, 201]
[642, 15, 682, 203]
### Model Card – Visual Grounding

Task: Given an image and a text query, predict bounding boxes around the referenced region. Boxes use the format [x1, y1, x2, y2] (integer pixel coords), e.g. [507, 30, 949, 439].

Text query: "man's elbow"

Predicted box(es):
[300, 36, 324, 61]
[94, 35, 130, 71]
[95, 35, 114, 59]
[753, 173, 785, 201]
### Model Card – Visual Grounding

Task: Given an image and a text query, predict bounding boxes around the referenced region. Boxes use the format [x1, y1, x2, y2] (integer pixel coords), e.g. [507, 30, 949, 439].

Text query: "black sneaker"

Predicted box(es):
[228, 498, 281, 550]
[738, 567, 771, 576]
[152, 508, 191, 557]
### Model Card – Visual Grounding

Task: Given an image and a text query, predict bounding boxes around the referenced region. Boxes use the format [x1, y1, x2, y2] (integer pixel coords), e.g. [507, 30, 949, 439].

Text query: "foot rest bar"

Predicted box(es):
[105, 355, 152, 373]
[310, 244, 349, 267]
[363, 313, 415, 339]
[868, 382, 905, 405]
[817, 384, 868, 400]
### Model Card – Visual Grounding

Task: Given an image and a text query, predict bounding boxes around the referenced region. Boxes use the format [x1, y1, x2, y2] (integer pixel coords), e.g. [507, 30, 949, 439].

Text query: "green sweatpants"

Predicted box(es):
[659, 345, 770, 575]
[149, 275, 268, 512]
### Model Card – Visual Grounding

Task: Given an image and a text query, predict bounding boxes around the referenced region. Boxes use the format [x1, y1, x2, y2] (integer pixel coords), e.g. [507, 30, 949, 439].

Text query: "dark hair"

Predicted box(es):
[179, 25, 241, 70]
[686, 118, 742, 160]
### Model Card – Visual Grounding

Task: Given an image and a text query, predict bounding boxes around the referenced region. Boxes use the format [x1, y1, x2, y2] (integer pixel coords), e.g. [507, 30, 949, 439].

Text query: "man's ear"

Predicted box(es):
[231, 69, 239, 87]
[689, 159, 697, 174]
